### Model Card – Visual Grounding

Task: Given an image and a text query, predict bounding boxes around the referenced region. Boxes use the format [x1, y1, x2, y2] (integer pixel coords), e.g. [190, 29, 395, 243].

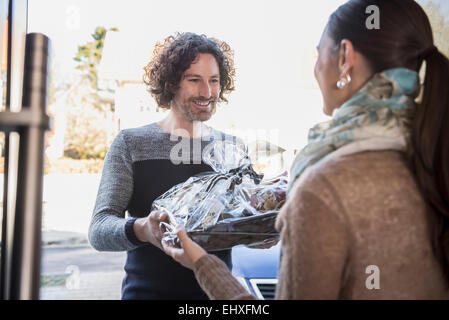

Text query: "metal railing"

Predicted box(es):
[0, 16, 51, 299]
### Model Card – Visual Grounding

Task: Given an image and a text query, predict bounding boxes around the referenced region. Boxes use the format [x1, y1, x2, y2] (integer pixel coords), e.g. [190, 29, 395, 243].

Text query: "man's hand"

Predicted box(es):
[162, 224, 207, 270]
[133, 210, 168, 250]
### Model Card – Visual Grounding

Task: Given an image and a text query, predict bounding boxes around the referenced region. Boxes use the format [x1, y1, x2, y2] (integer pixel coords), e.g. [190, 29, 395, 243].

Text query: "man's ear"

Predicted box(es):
[338, 39, 355, 76]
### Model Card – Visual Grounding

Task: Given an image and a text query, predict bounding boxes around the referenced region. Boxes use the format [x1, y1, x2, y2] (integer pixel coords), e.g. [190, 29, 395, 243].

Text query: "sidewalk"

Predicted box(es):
[0, 174, 124, 300]
[38, 174, 127, 299]
[40, 230, 125, 300]
[40, 270, 124, 300]
[41, 230, 89, 247]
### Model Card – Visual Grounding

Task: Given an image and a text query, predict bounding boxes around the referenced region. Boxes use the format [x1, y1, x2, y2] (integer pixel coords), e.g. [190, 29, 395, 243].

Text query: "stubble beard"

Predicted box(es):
[178, 98, 217, 122]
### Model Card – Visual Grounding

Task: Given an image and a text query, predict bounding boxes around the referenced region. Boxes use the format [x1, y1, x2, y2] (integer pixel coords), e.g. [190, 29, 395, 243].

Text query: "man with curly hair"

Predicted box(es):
[89, 32, 242, 299]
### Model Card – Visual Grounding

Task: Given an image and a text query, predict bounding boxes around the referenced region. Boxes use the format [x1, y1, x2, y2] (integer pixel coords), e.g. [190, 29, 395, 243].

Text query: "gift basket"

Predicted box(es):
[153, 140, 288, 251]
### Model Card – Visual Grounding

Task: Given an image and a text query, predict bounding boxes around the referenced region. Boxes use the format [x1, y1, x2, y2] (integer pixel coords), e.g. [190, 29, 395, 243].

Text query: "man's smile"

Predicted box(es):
[192, 99, 214, 110]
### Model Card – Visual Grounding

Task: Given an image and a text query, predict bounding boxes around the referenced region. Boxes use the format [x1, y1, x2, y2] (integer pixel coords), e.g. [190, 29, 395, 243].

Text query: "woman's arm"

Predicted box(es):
[162, 225, 256, 300]
[275, 178, 350, 299]
[163, 169, 350, 300]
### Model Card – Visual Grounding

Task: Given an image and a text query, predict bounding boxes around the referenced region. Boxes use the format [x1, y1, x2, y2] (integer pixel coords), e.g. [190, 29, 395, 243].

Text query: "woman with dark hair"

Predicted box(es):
[162, 0, 449, 299]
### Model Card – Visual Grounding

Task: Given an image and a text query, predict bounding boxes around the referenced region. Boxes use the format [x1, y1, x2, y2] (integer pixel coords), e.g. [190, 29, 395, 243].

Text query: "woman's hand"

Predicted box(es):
[162, 224, 207, 270]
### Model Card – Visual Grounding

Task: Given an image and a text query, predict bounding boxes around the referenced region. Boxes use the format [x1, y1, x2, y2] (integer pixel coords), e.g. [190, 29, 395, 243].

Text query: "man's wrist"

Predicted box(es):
[132, 217, 148, 243]
[125, 217, 147, 246]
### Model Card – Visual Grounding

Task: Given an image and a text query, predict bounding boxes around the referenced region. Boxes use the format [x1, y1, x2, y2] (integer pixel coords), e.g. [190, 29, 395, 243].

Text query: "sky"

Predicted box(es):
[27, 0, 345, 75]
[27, 0, 350, 151]
[26, 0, 448, 152]
[419, 0, 449, 16]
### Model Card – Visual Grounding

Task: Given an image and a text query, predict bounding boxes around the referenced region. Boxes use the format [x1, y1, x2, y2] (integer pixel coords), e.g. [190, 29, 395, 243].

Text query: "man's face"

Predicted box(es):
[171, 53, 221, 122]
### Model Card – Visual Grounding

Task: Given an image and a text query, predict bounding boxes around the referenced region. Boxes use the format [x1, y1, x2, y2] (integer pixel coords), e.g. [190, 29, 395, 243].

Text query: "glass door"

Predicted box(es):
[1, 0, 51, 300]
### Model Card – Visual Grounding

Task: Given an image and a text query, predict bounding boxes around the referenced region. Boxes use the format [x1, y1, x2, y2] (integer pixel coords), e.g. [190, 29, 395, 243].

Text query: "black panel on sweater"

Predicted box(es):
[122, 159, 231, 300]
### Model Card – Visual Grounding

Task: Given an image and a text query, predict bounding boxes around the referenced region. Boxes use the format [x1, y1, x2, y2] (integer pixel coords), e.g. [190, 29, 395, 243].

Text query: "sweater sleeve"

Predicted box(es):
[88, 131, 146, 251]
[274, 174, 350, 299]
[193, 171, 349, 300]
[194, 254, 257, 300]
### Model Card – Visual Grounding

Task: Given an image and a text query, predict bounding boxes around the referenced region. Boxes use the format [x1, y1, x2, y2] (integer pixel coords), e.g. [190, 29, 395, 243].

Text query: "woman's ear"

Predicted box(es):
[338, 39, 355, 76]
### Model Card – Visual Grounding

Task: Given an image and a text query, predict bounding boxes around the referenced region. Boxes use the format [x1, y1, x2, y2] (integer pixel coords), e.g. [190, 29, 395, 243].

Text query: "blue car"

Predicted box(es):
[231, 242, 281, 300]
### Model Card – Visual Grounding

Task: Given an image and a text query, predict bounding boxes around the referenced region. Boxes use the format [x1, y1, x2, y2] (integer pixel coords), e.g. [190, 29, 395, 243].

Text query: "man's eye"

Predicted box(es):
[210, 79, 219, 83]
[189, 79, 200, 82]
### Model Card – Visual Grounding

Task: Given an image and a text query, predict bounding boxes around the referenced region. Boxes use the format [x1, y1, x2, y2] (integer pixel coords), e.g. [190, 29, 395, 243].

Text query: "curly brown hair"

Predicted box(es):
[143, 32, 235, 109]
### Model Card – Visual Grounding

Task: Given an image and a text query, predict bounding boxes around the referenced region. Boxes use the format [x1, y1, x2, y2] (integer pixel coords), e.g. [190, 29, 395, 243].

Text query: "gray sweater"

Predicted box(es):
[88, 122, 242, 299]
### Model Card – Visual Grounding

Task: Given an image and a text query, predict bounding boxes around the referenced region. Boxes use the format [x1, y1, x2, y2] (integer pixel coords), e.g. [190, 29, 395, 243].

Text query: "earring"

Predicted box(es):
[337, 74, 351, 89]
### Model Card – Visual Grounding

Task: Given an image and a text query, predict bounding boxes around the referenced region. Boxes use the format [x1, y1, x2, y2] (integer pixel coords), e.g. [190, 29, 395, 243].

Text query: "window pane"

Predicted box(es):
[0, 0, 7, 113]
[27, 0, 342, 300]
[0, 0, 9, 293]
[24, 0, 449, 301]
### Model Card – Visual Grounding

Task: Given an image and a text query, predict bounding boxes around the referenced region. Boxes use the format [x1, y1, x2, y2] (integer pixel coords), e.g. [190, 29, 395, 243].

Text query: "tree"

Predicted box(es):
[73, 26, 118, 90]
[60, 26, 119, 159]
[63, 76, 115, 159]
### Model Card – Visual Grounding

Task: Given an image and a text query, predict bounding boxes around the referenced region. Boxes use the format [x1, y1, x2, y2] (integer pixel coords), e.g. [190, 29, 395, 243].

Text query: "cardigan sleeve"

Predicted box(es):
[193, 254, 257, 300]
[275, 174, 350, 299]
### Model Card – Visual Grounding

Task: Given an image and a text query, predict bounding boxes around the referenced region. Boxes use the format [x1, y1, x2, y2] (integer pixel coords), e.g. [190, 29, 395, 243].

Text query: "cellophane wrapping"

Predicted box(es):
[154, 140, 288, 251]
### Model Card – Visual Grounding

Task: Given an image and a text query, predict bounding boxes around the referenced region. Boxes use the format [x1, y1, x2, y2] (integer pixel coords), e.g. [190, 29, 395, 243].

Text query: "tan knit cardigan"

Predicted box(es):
[193, 151, 449, 299]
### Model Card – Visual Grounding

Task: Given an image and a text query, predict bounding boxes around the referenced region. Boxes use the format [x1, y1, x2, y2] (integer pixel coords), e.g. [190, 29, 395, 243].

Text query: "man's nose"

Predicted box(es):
[199, 81, 212, 99]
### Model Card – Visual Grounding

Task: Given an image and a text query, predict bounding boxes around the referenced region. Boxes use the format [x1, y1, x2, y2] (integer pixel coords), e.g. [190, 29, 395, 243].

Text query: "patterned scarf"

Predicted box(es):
[287, 68, 420, 195]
